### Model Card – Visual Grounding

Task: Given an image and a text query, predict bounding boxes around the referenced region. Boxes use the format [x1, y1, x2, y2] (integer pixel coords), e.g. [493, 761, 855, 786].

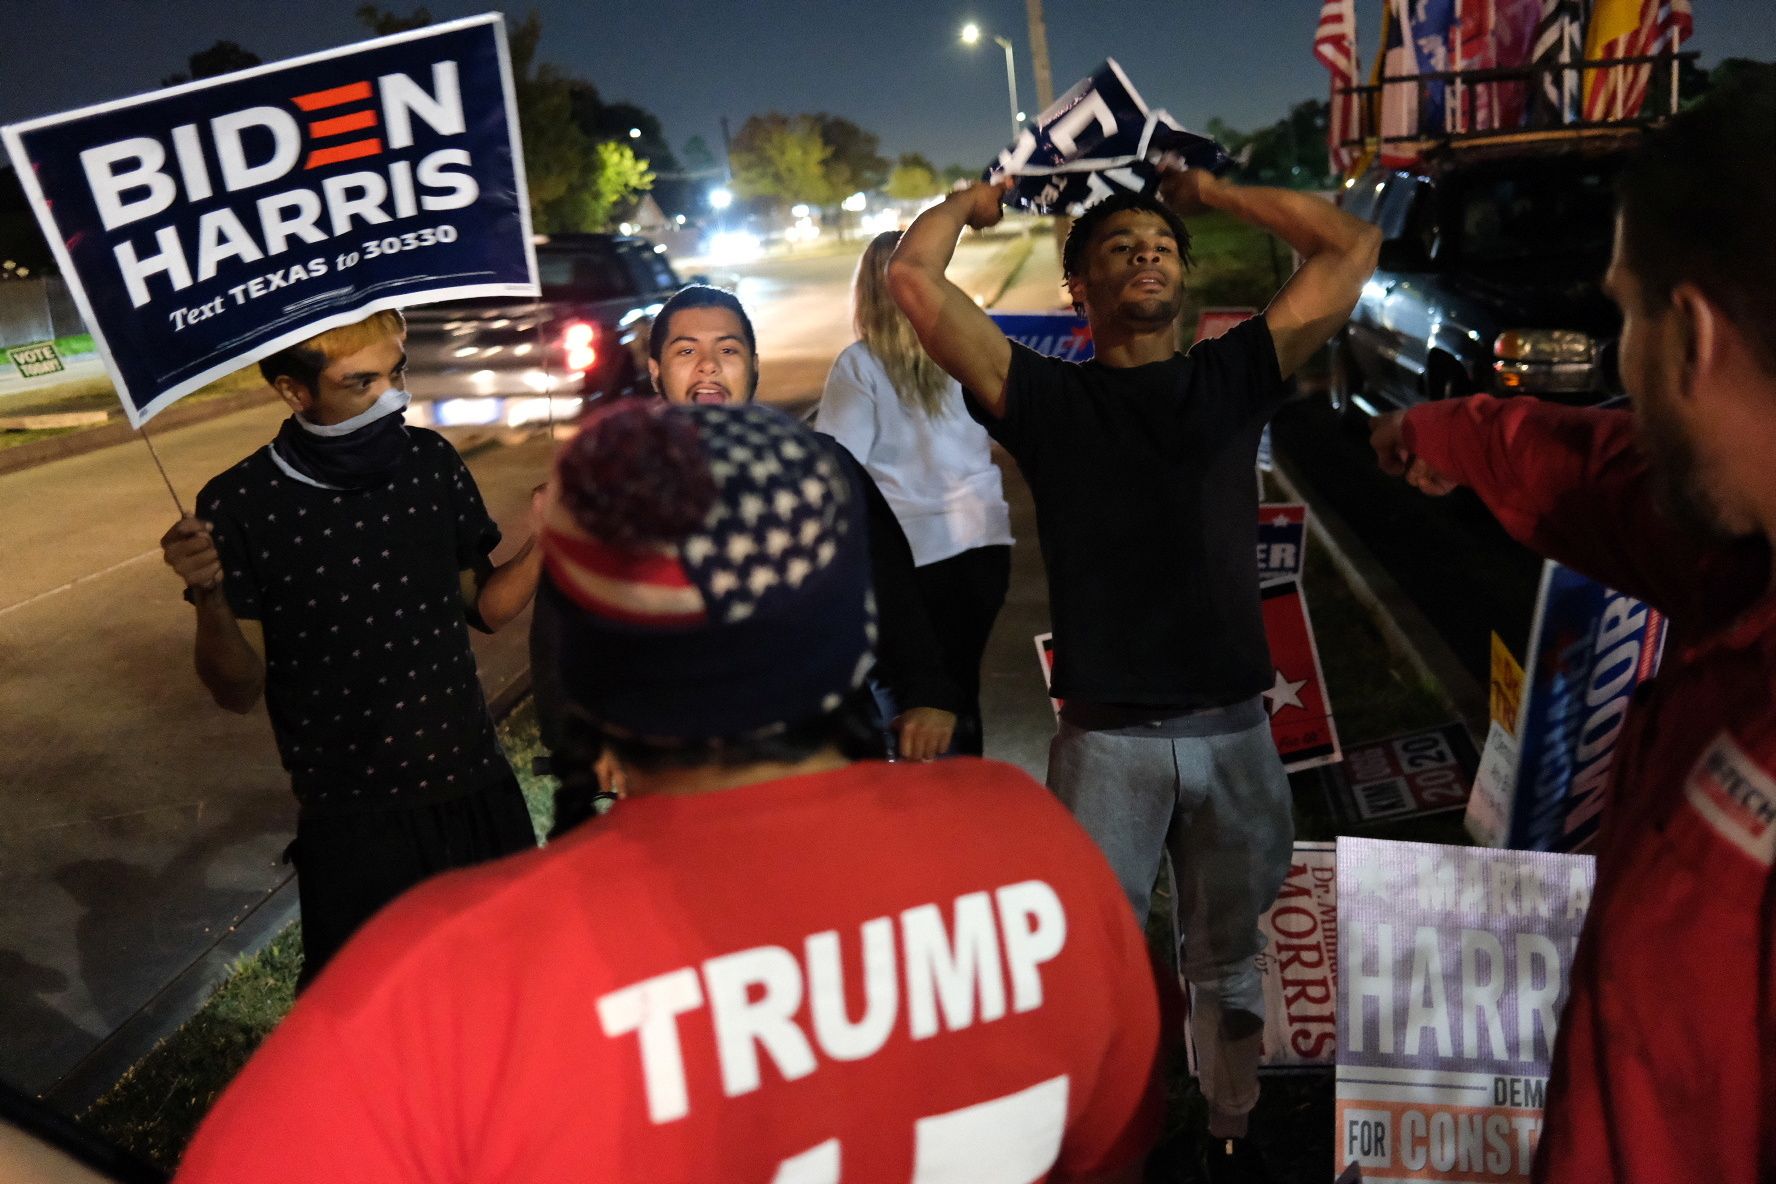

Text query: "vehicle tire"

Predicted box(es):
[1327, 334, 1369, 425]
[1425, 355, 1474, 402]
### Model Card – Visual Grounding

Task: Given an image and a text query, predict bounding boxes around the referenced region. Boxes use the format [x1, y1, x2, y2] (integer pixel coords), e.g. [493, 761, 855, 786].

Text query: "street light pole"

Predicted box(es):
[961, 23, 1022, 141]
[994, 35, 1020, 140]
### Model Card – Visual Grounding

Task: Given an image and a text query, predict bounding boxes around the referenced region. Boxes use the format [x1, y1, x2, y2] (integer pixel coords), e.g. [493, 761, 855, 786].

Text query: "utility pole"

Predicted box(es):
[1024, 0, 1065, 260]
[1024, 0, 1056, 110]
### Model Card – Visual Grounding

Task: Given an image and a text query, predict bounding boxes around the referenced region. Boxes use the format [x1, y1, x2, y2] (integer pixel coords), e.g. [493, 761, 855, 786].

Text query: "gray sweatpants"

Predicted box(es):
[1046, 708, 1294, 1135]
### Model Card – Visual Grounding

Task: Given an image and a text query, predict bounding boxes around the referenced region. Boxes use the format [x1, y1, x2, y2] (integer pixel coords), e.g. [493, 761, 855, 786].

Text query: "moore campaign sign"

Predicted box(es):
[1506, 562, 1666, 852]
[1336, 838, 1594, 1183]
[2, 15, 536, 425]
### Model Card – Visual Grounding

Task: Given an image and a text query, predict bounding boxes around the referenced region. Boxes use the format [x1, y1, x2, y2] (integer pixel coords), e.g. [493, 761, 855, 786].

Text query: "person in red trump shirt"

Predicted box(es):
[173, 399, 1159, 1184]
[1369, 77, 1774, 1183]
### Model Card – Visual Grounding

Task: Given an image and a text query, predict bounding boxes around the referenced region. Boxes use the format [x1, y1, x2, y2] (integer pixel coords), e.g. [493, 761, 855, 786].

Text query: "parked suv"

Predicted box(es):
[1331, 130, 1637, 417]
[402, 232, 686, 415]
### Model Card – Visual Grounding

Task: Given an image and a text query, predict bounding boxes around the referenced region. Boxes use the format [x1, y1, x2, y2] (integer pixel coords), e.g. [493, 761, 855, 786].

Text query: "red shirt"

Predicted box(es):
[1405, 395, 1776, 1184]
[175, 759, 1160, 1182]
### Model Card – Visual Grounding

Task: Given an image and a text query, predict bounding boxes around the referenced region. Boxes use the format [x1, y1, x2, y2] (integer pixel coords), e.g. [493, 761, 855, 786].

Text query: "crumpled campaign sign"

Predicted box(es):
[982, 59, 1231, 216]
[1, 15, 537, 426]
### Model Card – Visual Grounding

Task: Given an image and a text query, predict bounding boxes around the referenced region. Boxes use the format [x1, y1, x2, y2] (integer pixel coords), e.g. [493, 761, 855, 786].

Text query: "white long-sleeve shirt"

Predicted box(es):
[818, 341, 1013, 567]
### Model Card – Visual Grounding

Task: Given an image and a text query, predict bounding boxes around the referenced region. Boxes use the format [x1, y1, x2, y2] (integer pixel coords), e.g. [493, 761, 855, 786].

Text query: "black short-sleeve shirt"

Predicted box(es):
[197, 428, 508, 813]
[968, 316, 1287, 707]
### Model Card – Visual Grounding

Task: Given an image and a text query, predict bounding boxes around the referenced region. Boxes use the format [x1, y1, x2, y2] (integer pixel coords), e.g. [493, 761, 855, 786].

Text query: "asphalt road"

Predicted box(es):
[0, 232, 1026, 1096]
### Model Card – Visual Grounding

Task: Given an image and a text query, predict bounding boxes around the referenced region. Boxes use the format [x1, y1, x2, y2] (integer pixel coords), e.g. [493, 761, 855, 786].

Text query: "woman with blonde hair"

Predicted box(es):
[818, 230, 1013, 755]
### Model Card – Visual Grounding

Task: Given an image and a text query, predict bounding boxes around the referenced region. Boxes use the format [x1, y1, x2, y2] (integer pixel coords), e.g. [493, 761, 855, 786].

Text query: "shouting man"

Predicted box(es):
[890, 172, 1378, 1179]
[533, 285, 962, 834]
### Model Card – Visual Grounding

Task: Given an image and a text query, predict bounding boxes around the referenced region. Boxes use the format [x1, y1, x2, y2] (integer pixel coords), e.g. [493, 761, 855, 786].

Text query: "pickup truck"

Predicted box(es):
[1330, 129, 1635, 418]
[401, 232, 687, 423]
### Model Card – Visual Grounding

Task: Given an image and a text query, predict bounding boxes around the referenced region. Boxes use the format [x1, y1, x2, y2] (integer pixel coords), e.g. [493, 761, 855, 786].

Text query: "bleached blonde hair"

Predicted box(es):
[259, 310, 407, 390]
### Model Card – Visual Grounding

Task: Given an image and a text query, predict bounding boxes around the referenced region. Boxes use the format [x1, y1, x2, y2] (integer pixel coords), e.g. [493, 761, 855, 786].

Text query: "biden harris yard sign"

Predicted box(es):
[1, 15, 537, 426]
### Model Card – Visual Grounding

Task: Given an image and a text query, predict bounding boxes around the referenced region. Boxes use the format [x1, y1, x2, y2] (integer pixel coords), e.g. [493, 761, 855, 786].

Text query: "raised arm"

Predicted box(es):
[886, 181, 1016, 417]
[1162, 170, 1380, 380]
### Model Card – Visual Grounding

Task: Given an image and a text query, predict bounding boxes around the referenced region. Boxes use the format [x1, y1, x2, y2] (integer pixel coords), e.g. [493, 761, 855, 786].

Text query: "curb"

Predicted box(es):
[1270, 449, 1490, 747]
[0, 389, 270, 478]
[46, 671, 534, 1114]
[978, 230, 1035, 310]
[45, 879, 299, 1115]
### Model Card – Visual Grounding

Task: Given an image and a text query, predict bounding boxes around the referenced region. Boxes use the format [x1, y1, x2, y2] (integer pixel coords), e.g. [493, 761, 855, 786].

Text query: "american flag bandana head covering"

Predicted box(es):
[539, 400, 876, 745]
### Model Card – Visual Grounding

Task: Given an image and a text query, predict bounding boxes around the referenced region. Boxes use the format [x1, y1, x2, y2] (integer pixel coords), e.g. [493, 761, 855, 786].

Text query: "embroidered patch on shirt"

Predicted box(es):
[1684, 732, 1776, 868]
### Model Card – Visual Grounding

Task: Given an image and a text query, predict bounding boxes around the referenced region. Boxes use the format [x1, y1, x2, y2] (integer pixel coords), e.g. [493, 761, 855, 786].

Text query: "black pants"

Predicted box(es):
[290, 771, 537, 989]
[913, 545, 1011, 756]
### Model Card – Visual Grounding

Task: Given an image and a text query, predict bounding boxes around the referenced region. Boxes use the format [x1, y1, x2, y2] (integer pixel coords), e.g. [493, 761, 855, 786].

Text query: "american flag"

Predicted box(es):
[1457, 0, 1499, 131]
[1531, 0, 1585, 125]
[1314, 0, 1361, 174]
[1622, 0, 1694, 115]
[1584, 0, 1691, 121]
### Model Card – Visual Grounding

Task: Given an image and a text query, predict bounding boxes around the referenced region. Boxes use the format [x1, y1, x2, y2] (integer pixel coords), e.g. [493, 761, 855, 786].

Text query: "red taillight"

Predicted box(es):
[561, 321, 597, 372]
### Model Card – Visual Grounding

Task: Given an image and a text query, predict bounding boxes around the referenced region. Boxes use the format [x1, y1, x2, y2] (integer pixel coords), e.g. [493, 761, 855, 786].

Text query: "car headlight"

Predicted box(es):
[1493, 329, 1595, 364]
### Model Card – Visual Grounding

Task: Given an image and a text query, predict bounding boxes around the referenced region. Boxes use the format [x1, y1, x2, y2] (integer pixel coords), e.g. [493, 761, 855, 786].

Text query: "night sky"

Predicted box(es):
[2, 0, 1772, 179]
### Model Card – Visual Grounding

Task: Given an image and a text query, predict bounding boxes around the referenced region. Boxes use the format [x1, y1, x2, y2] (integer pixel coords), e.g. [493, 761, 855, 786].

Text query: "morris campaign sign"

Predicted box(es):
[1336, 838, 1594, 1183]
[1186, 842, 1339, 1073]
[2, 15, 536, 425]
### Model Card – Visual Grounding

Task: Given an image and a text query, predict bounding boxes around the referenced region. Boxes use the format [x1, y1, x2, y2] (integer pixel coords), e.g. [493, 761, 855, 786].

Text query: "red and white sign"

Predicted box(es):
[1193, 306, 1257, 344]
[1262, 578, 1341, 772]
[1184, 841, 1338, 1073]
[1032, 631, 1061, 719]
[1258, 502, 1308, 584]
[1335, 723, 1478, 825]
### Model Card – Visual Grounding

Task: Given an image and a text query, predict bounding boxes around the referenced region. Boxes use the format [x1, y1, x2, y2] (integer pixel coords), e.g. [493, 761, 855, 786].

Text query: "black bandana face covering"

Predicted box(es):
[269, 388, 412, 491]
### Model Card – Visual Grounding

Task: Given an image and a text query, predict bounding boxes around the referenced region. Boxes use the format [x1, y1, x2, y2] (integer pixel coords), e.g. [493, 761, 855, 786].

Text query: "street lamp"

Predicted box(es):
[708, 187, 733, 211]
[628, 127, 641, 139]
[961, 22, 1020, 141]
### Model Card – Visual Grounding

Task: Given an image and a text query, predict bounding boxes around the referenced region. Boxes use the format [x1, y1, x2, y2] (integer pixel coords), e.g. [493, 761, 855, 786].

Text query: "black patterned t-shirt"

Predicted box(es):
[197, 428, 508, 815]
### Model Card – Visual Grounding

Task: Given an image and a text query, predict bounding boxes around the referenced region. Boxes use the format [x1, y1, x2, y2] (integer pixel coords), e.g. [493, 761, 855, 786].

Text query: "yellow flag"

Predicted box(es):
[1583, 0, 1652, 115]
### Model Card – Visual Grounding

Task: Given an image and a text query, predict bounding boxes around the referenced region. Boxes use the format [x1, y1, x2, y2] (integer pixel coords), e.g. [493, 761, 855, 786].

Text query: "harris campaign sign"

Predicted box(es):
[1335, 837, 1594, 1182]
[2, 15, 536, 426]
